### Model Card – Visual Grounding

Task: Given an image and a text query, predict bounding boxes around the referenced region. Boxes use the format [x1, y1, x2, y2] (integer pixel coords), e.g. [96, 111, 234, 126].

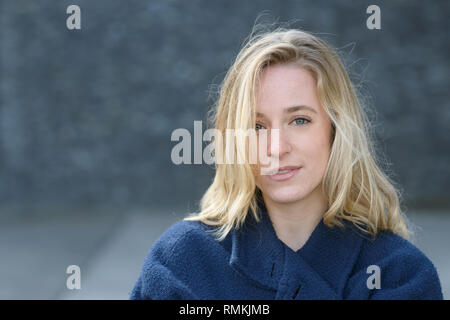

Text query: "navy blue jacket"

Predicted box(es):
[129, 202, 443, 300]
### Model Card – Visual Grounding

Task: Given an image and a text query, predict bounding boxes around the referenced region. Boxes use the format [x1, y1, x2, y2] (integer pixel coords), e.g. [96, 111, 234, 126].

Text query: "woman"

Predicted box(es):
[130, 28, 443, 299]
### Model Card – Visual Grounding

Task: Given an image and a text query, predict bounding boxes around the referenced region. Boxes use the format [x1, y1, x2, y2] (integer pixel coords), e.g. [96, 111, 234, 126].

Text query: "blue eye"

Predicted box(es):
[255, 123, 264, 131]
[293, 118, 310, 126]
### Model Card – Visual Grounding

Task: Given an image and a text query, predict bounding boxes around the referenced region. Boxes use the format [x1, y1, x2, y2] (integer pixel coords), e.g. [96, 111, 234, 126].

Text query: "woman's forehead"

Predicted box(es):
[256, 65, 321, 115]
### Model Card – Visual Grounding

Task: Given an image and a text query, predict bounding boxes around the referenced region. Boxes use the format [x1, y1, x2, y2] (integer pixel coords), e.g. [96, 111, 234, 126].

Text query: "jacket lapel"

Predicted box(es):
[229, 199, 365, 296]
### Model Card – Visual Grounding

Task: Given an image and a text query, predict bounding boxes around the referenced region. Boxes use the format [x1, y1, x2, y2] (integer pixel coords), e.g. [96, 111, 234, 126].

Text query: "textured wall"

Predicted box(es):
[0, 0, 449, 210]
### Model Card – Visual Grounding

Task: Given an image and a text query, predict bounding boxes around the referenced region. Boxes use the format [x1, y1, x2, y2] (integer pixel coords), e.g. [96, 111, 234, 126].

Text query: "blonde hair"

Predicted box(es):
[184, 26, 410, 241]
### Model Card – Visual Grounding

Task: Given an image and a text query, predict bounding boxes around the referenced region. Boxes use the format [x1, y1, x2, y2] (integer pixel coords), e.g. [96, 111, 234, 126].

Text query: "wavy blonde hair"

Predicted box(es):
[184, 26, 410, 241]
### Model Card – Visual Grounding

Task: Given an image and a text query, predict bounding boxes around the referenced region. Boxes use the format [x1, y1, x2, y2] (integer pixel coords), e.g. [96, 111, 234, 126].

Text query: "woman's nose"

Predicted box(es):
[267, 128, 292, 158]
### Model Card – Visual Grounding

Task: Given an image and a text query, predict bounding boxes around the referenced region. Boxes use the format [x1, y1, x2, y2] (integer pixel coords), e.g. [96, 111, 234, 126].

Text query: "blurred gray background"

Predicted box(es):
[0, 0, 449, 299]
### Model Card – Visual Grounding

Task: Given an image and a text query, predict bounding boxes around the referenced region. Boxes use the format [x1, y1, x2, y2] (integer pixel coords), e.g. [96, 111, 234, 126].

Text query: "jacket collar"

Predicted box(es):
[229, 199, 364, 293]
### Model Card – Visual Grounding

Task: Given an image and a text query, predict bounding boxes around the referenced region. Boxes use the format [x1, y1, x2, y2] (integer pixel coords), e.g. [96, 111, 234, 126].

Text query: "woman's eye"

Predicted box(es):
[255, 123, 264, 131]
[293, 118, 310, 126]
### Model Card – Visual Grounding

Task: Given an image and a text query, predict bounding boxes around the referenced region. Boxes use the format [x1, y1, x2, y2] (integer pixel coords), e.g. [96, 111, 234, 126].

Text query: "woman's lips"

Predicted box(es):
[268, 167, 301, 181]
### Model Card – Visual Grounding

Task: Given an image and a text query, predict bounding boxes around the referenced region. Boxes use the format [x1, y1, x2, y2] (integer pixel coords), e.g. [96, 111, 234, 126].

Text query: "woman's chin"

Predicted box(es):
[264, 189, 305, 204]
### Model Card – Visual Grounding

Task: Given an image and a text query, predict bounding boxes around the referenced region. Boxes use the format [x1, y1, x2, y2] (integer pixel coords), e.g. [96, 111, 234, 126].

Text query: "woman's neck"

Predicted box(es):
[263, 185, 328, 252]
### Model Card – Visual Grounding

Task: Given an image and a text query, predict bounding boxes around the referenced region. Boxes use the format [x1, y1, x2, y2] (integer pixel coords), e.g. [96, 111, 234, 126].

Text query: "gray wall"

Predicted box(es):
[1, 0, 449, 212]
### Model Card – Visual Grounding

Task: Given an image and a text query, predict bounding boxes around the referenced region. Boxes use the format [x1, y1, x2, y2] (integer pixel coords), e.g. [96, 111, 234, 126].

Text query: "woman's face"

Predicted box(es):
[254, 63, 333, 205]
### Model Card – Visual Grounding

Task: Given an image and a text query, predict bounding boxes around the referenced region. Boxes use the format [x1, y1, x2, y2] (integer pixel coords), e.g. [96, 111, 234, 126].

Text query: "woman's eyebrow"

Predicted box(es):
[256, 105, 317, 118]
